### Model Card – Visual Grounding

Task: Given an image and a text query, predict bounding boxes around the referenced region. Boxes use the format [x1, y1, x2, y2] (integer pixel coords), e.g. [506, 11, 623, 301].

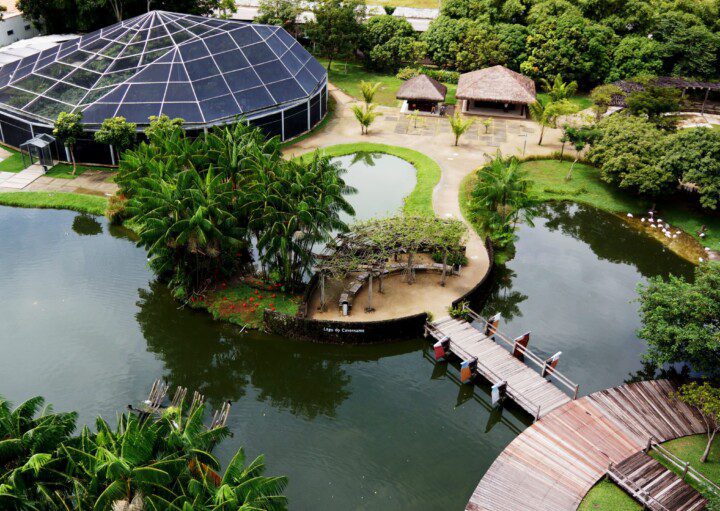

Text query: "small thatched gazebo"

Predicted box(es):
[397, 74, 447, 115]
[456, 65, 536, 118]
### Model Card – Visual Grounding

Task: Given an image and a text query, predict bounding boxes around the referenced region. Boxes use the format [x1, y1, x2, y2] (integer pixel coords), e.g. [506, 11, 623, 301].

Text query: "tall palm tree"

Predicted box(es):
[541, 74, 578, 102]
[529, 98, 579, 145]
[359, 81, 382, 104]
[449, 112, 474, 146]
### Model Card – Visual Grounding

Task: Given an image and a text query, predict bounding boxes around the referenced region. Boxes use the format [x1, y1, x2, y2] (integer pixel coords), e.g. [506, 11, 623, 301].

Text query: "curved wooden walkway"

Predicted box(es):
[467, 380, 707, 511]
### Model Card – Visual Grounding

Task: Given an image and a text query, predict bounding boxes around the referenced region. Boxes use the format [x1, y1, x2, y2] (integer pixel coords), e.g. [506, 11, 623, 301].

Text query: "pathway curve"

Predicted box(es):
[466, 380, 707, 511]
[285, 86, 563, 317]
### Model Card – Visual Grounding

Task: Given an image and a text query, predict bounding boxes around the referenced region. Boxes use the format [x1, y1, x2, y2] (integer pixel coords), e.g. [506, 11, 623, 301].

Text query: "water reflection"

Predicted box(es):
[72, 213, 103, 236]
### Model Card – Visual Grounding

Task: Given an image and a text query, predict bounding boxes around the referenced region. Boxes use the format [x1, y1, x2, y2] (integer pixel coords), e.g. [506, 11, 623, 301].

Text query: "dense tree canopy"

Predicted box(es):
[637, 262, 720, 375]
[361, 16, 426, 72]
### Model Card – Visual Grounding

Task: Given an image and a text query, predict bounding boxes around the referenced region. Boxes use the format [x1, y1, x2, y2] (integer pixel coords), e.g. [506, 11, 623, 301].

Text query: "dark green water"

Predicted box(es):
[0, 201, 692, 510]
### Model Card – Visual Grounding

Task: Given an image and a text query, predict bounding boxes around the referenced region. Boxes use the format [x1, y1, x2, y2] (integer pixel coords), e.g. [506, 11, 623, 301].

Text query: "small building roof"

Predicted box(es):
[397, 74, 447, 102]
[456, 65, 536, 104]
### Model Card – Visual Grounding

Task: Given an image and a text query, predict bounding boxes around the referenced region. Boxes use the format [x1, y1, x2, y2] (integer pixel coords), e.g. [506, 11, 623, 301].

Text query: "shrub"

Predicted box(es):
[396, 66, 460, 84]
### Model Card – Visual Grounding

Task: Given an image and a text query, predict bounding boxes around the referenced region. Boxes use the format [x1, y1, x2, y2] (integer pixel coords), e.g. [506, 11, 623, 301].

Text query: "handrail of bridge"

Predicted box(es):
[649, 437, 720, 496]
[462, 306, 580, 400]
[425, 322, 543, 420]
[608, 461, 672, 511]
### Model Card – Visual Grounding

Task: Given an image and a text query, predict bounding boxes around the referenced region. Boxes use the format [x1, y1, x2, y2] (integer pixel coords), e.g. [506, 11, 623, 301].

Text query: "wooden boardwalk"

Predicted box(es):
[466, 380, 708, 511]
[426, 315, 577, 419]
[609, 452, 707, 511]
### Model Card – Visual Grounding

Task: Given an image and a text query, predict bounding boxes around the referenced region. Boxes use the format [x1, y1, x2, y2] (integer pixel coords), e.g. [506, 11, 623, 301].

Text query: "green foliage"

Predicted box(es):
[448, 112, 474, 146]
[528, 97, 579, 145]
[144, 114, 184, 145]
[470, 153, 535, 247]
[660, 128, 720, 210]
[432, 250, 468, 266]
[608, 36, 665, 81]
[449, 301, 472, 321]
[53, 111, 84, 173]
[0, 394, 287, 510]
[306, 0, 366, 70]
[637, 262, 720, 375]
[94, 116, 137, 161]
[359, 81, 381, 104]
[255, 0, 302, 32]
[588, 114, 674, 196]
[362, 15, 425, 72]
[396, 66, 460, 84]
[578, 480, 642, 511]
[674, 382, 720, 462]
[651, 11, 719, 78]
[626, 86, 681, 130]
[589, 84, 622, 120]
[422, 16, 478, 69]
[362, 14, 415, 51]
[540, 74, 578, 102]
[351, 103, 379, 134]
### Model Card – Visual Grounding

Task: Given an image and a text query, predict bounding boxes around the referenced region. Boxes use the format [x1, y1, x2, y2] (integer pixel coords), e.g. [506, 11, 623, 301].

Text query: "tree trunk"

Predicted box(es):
[440, 251, 448, 287]
[701, 429, 717, 463]
[565, 157, 578, 181]
[327, 56, 334, 72]
[69, 145, 77, 175]
[454, 134, 459, 146]
[559, 140, 566, 161]
[366, 274, 374, 311]
[538, 125, 545, 145]
[319, 273, 326, 311]
[406, 252, 414, 284]
[379, 274, 384, 293]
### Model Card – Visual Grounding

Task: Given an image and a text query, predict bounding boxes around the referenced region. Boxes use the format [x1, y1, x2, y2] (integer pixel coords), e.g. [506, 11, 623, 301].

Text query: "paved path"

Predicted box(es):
[0, 164, 46, 189]
[466, 380, 707, 511]
[286, 86, 565, 317]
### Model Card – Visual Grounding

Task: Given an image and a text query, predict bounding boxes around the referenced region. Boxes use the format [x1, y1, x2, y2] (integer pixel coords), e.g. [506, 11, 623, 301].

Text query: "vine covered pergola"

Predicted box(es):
[315, 216, 467, 313]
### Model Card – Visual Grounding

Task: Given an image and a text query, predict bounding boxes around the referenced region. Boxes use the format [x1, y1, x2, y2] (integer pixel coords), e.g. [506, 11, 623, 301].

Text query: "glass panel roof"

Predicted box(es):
[0, 11, 326, 126]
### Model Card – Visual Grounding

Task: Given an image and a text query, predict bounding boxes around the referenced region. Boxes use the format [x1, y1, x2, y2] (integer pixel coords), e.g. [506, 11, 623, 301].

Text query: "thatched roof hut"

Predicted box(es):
[397, 74, 447, 102]
[456, 65, 536, 104]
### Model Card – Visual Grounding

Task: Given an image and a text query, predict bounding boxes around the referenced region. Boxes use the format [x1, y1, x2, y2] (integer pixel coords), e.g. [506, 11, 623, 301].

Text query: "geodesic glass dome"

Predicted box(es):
[0, 11, 328, 163]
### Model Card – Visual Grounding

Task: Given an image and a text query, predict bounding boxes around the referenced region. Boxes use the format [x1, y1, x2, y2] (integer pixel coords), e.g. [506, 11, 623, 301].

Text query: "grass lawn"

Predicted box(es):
[652, 434, 720, 495]
[192, 277, 301, 329]
[711, 123, 720, 132]
[0, 145, 27, 172]
[578, 480, 642, 511]
[317, 58, 457, 108]
[537, 92, 593, 111]
[296, 142, 441, 216]
[0, 191, 107, 215]
[45, 163, 111, 179]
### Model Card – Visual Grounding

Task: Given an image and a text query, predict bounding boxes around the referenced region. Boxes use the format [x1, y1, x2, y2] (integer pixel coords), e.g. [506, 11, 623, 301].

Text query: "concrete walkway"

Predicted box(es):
[0, 164, 46, 189]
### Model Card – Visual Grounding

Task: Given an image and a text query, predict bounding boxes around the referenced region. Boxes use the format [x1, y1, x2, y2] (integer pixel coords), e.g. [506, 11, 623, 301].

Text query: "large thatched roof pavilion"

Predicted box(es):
[397, 74, 447, 115]
[456, 65, 536, 118]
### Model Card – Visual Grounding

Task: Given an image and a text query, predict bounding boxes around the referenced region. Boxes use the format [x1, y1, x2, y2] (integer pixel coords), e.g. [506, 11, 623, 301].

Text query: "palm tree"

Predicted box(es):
[359, 81, 381, 104]
[449, 112, 474, 146]
[529, 98, 579, 145]
[351, 104, 379, 135]
[541, 74, 578, 102]
[471, 153, 535, 247]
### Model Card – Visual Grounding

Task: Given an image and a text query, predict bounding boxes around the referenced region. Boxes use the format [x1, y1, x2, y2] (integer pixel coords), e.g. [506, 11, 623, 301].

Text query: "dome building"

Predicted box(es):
[0, 11, 328, 164]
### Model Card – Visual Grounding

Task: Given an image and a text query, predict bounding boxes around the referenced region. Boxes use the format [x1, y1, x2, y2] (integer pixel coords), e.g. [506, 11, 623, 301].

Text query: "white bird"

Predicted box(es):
[700, 233, 706, 238]
[649, 218, 655, 223]
[705, 247, 711, 252]
[675, 231, 681, 235]
[665, 224, 671, 229]
[650, 224, 657, 228]
[700, 257, 705, 262]
[627, 213, 633, 218]
[673, 234, 678, 239]
[658, 218, 663, 223]
[641, 218, 646, 222]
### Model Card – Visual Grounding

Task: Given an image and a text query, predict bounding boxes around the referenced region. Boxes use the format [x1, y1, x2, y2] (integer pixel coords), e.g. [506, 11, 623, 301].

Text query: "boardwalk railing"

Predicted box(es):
[462, 306, 580, 400]
[425, 321, 545, 420]
[607, 461, 672, 511]
[648, 437, 720, 496]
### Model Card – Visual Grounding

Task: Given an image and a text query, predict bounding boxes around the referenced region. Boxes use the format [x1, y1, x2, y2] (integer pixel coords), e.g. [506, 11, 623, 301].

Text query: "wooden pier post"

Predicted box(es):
[491, 381, 507, 406]
[511, 332, 530, 359]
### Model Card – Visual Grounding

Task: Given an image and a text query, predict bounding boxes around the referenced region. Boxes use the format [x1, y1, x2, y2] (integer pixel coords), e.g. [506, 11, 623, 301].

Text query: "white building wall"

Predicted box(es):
[0, 14, 40, 47]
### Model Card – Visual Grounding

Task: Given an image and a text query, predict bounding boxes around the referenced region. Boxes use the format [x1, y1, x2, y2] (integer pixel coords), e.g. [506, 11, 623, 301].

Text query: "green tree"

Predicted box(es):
[637, 262, 720, 375]
[563, 125, 599, 180]
[674, 382, 720, 463]
[94, 116, 137, 164]
[53, 111, 84, 175]
[448, 112, 474, 146]
[359, 81, 381, 104]
[651, 11, 719, 78]
[422, 16, 478, 69]
[540, 74, 578, 102]
[454, 23, 508, 72]
[588, 114, 672, 195]
[255, 0, 302, 33]
[368, 36, 427, 73]
[521, 12, 616, 86]
[362, 15, 415, 52]
[528, 97, 578, 145]
[496, 23, 529, 70]
[306, 0, 366, 71]
[608, 36, 665, 81]
[351, 103, 379, 134]
[470, 153, 535, 247]
[589, 84, 622, 121]
[659, 127, 720, 210]
[144, 115, 184, 145]
[626, 85, 681, 130]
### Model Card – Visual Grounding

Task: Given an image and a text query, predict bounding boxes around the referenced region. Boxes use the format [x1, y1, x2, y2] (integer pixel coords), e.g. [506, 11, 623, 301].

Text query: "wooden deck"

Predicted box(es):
[466, 380, 708, 511]
[609, 451, 707, 511]
[427, 316, 576, 419]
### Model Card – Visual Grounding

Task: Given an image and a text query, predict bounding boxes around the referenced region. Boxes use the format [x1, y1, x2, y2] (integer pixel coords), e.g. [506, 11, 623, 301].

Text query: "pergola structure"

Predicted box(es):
[315, 216, 466, 315]
[610, 77, 720, 114]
